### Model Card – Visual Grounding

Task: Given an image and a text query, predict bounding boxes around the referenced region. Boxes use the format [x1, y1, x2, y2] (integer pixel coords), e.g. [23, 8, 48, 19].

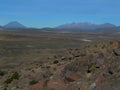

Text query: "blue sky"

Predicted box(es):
[0, 0, 120, 28]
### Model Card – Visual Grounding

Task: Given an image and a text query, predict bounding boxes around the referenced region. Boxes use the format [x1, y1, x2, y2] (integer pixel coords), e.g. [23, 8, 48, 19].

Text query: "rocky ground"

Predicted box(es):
[0, 40, 120, 90]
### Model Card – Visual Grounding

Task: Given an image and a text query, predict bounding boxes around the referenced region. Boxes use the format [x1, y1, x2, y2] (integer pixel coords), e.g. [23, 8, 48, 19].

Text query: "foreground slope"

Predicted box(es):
[0, 40, 120, 90]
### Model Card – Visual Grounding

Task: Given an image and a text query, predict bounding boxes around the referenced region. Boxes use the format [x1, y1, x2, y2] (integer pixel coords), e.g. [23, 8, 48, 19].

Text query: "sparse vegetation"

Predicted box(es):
[4, 72, 20, 84]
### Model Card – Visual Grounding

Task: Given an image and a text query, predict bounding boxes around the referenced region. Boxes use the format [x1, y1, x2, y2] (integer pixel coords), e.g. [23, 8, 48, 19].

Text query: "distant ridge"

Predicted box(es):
[0, 21, 119, 33]
[0, 25, 3, 27]
[4, 21, 26, 29]
[57, 22, 117, 30]
[99, 23, 117, 28]
[0, 26, 3, 30]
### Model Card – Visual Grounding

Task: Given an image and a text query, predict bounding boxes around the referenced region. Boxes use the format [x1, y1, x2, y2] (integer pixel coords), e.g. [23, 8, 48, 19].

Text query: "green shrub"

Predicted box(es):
[81, 53, 86, 57]
[46, 66, 51, 69]
[4, 77, 13, 84]
[53, 60, 59, 64]
[0, 70, 6, 76]
[11, 72, 20, 80]
[29, 80, 38, 85]
[4, 72, 20, 84]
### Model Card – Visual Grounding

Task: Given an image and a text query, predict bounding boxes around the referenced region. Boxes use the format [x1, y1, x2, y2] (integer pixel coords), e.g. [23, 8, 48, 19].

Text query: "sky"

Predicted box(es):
[0, 0, 120, 28]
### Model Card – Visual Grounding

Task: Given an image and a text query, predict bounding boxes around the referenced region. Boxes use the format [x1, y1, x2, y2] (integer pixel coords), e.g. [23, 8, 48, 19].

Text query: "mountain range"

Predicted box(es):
[57, 22, 117, 30]
[0, 21, 120, 33]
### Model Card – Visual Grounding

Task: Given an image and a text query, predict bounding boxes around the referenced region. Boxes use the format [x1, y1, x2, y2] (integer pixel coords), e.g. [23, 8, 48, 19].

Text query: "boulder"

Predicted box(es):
[65, 71, 80, 82]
